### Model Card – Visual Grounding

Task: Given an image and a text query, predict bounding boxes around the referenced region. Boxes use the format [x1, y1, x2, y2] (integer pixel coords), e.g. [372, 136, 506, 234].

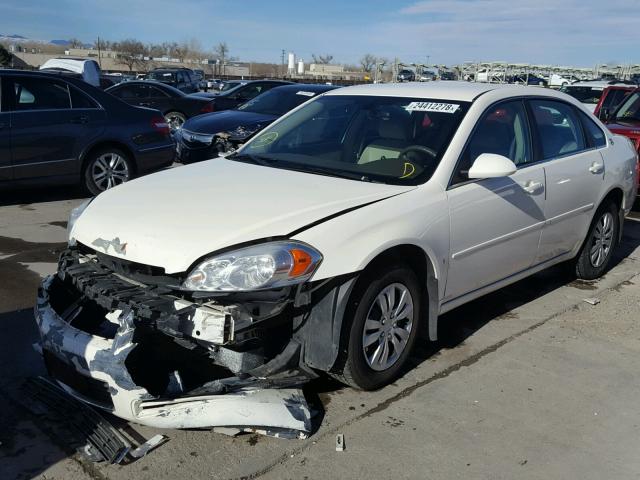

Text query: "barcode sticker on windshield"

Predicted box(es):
[405, 102, 460, 113]
[296, 91, 315, 97]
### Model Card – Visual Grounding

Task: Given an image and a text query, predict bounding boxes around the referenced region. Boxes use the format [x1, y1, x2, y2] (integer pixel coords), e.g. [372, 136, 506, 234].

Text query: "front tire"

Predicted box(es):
[574, 201, 620, 280]
[83, 148, 133, 196]
[333, 264, 422, 390]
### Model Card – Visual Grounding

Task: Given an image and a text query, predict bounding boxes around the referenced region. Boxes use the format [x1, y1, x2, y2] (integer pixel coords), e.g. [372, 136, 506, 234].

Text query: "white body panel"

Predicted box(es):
[71, 81, 638, 310]
[40, 58, 101, 87]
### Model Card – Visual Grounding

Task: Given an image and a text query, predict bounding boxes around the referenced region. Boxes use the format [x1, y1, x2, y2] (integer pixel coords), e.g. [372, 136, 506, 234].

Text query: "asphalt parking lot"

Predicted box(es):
[1, 187, 640, 480]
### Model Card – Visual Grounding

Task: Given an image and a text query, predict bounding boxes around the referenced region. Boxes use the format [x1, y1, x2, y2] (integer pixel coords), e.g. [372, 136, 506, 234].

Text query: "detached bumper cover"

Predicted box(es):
[35, 274, 312, 435]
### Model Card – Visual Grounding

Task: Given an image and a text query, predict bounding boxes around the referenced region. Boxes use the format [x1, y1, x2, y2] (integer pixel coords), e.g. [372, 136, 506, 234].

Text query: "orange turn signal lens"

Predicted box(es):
[289, 248, 313, 277]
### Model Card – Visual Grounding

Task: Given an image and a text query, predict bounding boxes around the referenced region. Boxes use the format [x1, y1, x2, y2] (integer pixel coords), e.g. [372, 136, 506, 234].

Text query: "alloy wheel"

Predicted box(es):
[91, 153, 130, 191]
[590, 211, 614, 268]
[165, 113, 185, 132]
[362, 282, 414, 371]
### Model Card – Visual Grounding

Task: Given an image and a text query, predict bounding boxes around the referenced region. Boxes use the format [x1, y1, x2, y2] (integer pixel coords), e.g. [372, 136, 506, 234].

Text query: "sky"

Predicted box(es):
[1, 0, 638, 67]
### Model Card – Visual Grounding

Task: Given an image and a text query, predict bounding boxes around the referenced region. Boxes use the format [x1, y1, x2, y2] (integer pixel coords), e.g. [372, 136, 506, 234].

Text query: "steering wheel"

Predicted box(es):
[398, 145, 438, 161]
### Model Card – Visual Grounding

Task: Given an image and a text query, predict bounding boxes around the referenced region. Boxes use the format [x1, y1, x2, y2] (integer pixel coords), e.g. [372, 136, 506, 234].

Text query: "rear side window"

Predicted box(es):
[13, 77, 71, 110]
[148, 86, 169, 98]
[69, 86, 98, 109]
[113, 85, 149, 99]
[578, 111, 606, 148]
[529, 100, 585, 159]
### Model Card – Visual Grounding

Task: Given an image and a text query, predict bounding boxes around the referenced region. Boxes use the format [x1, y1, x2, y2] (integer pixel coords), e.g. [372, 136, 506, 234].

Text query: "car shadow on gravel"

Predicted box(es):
[0, 185, 88, 207]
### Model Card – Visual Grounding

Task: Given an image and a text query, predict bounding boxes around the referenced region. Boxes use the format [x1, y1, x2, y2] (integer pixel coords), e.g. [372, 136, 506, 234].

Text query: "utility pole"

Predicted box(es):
[281, 49, 286, 78]
[97, 36, 102, 69]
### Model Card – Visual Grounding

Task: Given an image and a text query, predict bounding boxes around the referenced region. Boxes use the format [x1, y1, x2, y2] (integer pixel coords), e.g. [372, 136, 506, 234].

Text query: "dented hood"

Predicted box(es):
[72, 160, 415, 273]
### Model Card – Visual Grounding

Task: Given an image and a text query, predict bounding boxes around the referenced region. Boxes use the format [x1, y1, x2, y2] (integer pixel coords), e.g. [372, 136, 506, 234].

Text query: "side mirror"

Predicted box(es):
[468, 153, 517, 179]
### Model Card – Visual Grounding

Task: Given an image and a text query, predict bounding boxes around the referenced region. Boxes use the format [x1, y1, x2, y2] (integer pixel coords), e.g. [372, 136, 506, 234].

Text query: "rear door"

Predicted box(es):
[530, 99, 607, 263]
[9, 75, 102, 180]
[445, 100, 546, 301]
[0, 76, 12, 180]
[146, 85, 173, 112]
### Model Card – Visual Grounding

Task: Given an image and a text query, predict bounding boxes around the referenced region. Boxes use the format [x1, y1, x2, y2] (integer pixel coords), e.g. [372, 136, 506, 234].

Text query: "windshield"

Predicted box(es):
[613, 91, 640, 122]
[233, 95, 470, 185]
[238, 88, 322, 116]
[148, 71, 176, 82]
[563, 86, 603, 104]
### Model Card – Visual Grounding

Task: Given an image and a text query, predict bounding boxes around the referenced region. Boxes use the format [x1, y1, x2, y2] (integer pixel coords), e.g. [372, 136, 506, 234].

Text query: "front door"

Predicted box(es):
[0, 78, 11, 180]
[445, 99, 546, 301]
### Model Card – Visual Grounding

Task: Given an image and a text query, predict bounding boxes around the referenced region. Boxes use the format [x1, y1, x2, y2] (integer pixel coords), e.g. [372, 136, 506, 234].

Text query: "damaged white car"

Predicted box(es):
[35, 82, 638, 437]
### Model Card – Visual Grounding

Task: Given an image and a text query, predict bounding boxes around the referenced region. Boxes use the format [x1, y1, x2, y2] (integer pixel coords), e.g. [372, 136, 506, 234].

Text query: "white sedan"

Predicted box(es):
[36, 82, 638, 433]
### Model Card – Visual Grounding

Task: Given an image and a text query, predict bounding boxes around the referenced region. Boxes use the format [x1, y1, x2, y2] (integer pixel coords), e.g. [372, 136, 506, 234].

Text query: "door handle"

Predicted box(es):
[139, 102, 151, 107]
[70, 115, 89, 124]
[522, 180, 544, 194]
[589, 162, 604, 174]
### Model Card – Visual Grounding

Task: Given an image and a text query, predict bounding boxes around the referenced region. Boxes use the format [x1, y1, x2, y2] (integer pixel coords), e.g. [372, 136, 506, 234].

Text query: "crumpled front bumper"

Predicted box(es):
[34, 276, 312, 436]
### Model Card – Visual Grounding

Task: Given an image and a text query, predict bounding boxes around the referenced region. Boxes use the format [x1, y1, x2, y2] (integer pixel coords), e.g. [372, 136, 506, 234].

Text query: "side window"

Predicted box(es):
[177, 72, 186, 83]
[115, 85, 148, 99]
[148, 86, 169, 98]
[453, 100, 531, 184]
[13, 78, 71, 111]
[579, 111, 606, 148]
[529, 100, 586, 159]
[69, 86, 98, 109]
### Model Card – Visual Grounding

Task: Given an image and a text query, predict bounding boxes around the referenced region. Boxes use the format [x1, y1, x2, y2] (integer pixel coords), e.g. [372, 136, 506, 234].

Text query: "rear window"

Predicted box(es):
[148, 71, 176, 82]
[563, 86, 603, 105]
[13, 77, 71, 110]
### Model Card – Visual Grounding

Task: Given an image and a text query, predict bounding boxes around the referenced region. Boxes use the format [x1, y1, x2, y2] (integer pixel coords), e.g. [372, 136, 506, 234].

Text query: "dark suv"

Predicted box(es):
[147, 68, 200, 93]
[0, 70, 175, 195]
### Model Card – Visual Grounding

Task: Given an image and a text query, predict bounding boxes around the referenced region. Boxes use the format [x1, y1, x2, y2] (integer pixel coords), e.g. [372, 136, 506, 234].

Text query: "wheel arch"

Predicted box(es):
[80, 141, 137, 176]
[350, 243, 440, 342]
[598, 186, 625, 244]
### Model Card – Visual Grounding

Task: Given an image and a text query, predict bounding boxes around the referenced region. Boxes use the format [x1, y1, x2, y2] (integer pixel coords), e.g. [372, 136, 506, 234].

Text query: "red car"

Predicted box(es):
[605, 88, 640, 191]
[593, 85, 636, 120]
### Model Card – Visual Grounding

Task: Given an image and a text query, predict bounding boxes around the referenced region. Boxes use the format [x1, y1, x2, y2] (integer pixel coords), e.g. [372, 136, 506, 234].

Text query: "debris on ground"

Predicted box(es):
[583, 297, 601, 305]
[336, 433, 345, 452]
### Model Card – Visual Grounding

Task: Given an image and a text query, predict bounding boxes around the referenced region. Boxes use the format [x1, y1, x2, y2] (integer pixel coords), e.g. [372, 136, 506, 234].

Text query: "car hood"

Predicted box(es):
[183, 110, 277, 134]
[71, 160, 416, 273]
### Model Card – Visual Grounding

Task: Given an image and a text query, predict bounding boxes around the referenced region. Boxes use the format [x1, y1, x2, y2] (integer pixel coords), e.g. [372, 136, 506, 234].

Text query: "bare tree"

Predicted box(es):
[214, 42, 229, 64]
[113, 38, 145, 71]
[67, 38, 84, 48]
[0, 44, 12, 66]
[173, 41, 190, 62]
[94, 38, 112, 51]
[360, 53, 377, 72]
[311, 53, 333, 64]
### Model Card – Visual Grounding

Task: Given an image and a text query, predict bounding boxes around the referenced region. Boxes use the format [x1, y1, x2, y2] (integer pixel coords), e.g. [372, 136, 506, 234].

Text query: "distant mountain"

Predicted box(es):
[50, 40, 71, 46]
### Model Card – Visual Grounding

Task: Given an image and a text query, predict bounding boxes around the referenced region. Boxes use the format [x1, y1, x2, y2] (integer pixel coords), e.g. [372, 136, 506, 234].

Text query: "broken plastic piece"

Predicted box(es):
[336, 433, 345, 451]
[583, 297, 601, 305]
[129, 434, 169, 459]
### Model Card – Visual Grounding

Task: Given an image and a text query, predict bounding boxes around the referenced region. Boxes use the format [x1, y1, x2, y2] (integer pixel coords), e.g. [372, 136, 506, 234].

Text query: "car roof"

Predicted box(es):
[324, 81, 587, 104]
[324, 81, 523, 102]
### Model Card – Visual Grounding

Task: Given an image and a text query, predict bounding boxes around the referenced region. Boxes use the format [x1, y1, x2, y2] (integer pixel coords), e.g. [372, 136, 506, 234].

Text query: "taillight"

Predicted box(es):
[151, 116, 170, 136]
[200, 102, 215, 113]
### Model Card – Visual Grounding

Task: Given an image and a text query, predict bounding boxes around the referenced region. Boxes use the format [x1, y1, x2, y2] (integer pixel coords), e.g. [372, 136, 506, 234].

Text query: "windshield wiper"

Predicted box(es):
[227, 153, 273, 167]
[282, 164, 376, 182]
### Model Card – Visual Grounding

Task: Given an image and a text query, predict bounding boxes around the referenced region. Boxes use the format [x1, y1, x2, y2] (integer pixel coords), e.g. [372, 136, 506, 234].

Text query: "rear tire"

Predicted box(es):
[574, 201, 619, 280]
[332, 263, 422, 390]
[82, 148, 133, 196]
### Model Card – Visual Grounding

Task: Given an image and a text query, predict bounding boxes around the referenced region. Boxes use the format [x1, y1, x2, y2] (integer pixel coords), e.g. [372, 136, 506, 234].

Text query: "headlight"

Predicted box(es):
[226, 124, 263, 140]
[67, 199, 93, 245]
[182, 241, 322, 292]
